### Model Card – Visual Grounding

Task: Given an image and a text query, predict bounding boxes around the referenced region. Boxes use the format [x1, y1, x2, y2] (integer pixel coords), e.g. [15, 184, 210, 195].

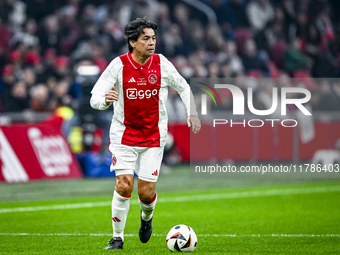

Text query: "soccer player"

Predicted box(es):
[90, 17, 201, 250]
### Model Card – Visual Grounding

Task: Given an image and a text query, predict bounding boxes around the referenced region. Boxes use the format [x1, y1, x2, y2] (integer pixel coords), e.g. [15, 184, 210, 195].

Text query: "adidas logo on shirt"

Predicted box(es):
[128, 77, 136, 83]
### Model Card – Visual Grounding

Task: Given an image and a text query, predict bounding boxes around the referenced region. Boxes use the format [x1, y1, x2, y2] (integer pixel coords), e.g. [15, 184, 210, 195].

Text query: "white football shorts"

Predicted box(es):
[109, 143, 165, 182]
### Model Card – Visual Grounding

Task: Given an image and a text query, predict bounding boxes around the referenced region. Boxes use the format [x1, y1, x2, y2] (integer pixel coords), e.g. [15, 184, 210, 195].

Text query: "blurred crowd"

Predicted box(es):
[1, 0, 340, 118]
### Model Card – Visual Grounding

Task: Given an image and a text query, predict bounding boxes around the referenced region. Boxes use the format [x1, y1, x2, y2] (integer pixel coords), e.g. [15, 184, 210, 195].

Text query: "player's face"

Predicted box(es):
[131, 28, 156, 57]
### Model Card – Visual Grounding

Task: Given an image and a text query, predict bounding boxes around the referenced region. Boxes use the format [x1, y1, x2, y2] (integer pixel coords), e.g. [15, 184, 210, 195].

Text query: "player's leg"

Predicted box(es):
[136, 146, 164, 243]
[113, 174, 134, 238]
[106, 143, 138, 250]
[138, 179, 157, 221]
[138, 179, 157, 243]
[106, 174, 134, 250]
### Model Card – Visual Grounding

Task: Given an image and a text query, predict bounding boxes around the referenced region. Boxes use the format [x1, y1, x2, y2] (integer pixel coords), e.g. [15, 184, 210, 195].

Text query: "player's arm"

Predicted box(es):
[177, 85, 201, 134]
[104, 86, 119, 105]
[187, 115, 201, 134]
[90, 58, 121, 110]
[161, 55, 201, 133]
[90, 83, 118, 110]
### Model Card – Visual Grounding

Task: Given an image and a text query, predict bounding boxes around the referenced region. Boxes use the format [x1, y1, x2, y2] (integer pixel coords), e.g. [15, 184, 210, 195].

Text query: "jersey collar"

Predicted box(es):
[127, 51, 154, 70]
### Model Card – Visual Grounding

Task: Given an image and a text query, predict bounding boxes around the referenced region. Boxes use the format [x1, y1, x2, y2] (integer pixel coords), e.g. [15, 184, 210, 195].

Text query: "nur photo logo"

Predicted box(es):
[197, 82, 223, 115]
[196, 79, 312, 128]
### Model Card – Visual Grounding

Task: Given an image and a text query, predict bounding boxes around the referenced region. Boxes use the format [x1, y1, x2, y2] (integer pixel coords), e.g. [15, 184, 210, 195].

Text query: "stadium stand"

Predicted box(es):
[0, 0, 339, 156]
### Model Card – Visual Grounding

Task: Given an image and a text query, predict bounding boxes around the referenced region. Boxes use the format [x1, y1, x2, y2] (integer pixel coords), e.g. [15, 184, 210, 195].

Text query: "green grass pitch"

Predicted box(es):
[0, 166, 340, 254]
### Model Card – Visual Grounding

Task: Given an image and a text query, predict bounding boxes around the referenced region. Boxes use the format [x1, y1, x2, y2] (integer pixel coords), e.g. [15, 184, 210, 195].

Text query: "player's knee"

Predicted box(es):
[138, 185, 155, 202]
[115, 175, 133, 196]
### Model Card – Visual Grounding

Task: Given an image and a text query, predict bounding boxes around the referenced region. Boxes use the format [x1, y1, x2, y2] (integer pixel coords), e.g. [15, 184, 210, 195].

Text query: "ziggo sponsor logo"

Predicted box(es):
[126, 88, 158, 99]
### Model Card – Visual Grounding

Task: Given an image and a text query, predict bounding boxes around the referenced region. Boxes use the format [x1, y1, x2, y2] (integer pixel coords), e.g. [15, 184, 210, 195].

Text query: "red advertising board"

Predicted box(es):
[0, 117, 82, 183]
[185, 121, 340, 163]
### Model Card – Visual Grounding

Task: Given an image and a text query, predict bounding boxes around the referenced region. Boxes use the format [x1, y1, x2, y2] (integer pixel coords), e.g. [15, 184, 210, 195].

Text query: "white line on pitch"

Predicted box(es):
[1, 185, 340, 214]
[0, 233, 339, 238]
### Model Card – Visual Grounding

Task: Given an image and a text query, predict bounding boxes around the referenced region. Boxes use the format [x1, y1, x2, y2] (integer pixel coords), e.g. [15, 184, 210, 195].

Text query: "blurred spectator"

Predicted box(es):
[241, 38, 269, 75]
[246, 0, 274, 32]
[281, 0, 296, 28]
[284, 38, 311, 74]
[25, 0, 58, 23]
[52, 56, 71, 81]
[288, 11, 308, 41]
[219, 40, 245, 75]
[1, 64, 17, 111]
[38, 14, 62, 54]
[208, 61, 220, 78]
[183, 20, 206, 55]
[157, 1, 172, 29]
[79, 4, 98, 25]
[220, 59, 232, 78]
[188, 51, 209, 78]
[2, 80, 30, 112]
[162, 24, 184, 57]
[100, 18, 125, 56]
[58, 4, 82, 55]
[1, 64, 16, 90]
[25, 49, 41, 67]
[7, 0, 27, 31]
[132, 0, 159, 22]
[273, 6, 285, 26]
[0, 22, 11, 56]
[205, 23, 225, 54]
[29, 83, 50, 112]
[225, 0, 249, 28]
[305, 23, 323, 58]
[9, 18, 39, 48]
[209, 0, 229, 25]
[255, 20, 286, 53]
[173, 3, 191, 38]
[36, 48, 57, 83]
[50, 78, 73, 110]
[9, 50, 23, 68]
[0, 1, 12, 24]
[311, 50, 336, 78]
[173, 55, 195, 81]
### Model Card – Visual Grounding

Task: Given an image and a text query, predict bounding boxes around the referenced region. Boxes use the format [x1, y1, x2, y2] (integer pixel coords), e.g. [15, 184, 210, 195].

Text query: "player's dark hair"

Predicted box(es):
[125, 17, 158, 53]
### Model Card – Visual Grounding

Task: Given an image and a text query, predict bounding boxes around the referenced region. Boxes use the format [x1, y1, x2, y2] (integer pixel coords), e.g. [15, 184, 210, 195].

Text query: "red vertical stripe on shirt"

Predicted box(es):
[119, 53, 161, 147]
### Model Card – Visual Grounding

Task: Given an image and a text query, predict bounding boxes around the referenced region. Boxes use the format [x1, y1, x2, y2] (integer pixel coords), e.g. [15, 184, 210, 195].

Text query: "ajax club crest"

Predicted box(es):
[148, 73, 158, 84]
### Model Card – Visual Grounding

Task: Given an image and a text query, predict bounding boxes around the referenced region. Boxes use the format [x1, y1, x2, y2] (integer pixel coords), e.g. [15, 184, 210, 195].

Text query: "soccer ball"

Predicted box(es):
[166, 224, 197, 252]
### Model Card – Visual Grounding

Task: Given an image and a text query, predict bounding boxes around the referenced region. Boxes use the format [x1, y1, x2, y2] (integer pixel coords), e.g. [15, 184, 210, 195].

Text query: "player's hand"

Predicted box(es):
[105, 86, 119, 105]
[187, 115, 201, 134]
